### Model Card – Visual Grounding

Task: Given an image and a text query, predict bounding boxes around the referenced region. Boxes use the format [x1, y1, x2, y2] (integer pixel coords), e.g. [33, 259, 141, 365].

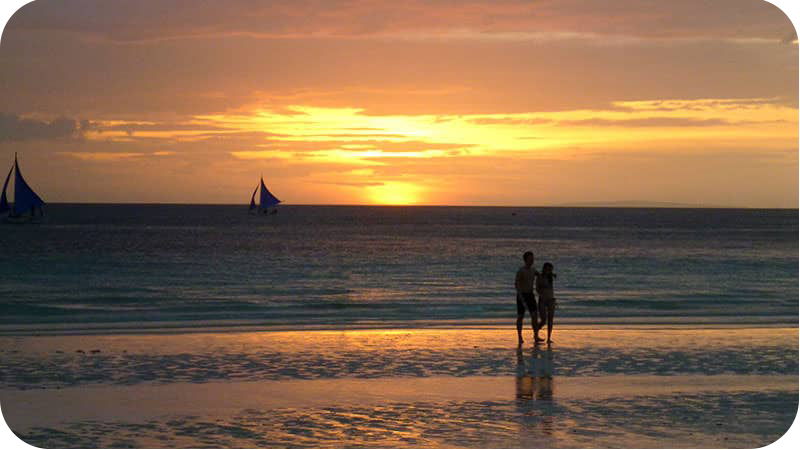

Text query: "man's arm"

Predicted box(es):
[514, 268, 522, 293]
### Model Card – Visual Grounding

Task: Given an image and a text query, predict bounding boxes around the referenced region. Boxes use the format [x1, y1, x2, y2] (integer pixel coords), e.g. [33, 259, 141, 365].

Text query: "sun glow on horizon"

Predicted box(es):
[366, 182, 424, 205]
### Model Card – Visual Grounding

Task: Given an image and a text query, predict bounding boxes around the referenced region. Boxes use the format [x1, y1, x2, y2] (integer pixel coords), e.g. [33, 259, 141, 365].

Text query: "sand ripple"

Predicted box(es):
[16, 390, 795, 448]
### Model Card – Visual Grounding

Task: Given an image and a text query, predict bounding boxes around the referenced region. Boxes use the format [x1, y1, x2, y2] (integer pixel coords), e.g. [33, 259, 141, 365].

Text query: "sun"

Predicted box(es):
[367, 182, 422, 205]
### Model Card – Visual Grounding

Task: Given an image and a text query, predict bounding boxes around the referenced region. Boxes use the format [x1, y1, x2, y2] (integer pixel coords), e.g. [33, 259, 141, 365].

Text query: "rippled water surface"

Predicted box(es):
[1, 328, 797, 448]
[1, 205, 796, 330]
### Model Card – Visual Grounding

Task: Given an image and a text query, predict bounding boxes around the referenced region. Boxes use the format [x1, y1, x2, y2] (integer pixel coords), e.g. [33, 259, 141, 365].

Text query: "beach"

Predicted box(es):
[1, 325, 797, 448]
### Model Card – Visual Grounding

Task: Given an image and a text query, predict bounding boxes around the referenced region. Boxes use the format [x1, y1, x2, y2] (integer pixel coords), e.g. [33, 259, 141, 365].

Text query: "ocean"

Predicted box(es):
[0, 205, 797, 333]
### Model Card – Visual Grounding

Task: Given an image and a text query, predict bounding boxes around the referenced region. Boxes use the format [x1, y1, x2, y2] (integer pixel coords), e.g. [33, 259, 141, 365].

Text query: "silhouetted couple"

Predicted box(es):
[514, 251, 556, 344]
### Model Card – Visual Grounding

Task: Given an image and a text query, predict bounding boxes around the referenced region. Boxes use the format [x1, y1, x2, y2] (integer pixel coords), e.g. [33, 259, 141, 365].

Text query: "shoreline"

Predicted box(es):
[1, 318, 796, 337]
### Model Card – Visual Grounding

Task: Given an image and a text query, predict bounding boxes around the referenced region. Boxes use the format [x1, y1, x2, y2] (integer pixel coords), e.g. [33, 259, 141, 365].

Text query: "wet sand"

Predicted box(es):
[1, 326, 797, 447]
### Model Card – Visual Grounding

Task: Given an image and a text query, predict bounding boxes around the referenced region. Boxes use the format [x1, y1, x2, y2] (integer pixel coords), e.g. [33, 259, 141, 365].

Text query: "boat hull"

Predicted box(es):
[2, 214, 42, 224]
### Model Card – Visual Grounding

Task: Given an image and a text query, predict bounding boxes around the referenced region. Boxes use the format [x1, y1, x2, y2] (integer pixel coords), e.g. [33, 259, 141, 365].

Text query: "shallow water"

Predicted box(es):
[1, 327, 797, 448]
[6, 376, 797, 448]
[0, 327, 797, 389]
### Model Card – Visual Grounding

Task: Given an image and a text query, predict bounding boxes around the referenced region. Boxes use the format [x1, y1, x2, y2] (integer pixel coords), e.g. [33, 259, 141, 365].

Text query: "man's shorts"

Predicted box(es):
[516, 292, 536, 316]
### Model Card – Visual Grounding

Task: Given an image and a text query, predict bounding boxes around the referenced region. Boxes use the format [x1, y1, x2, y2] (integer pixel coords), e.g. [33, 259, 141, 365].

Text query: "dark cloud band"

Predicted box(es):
[6, 0, 795, 43]
[0, 113, 95, 142]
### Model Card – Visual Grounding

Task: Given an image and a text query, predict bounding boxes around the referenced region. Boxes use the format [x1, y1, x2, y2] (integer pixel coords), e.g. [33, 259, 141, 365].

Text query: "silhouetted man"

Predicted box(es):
[515, 251, 542, 344]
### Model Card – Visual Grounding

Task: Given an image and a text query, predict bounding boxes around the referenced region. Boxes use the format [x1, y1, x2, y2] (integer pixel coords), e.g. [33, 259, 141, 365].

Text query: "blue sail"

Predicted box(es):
[249, 184, 258, 210]
[13, 156, 45, 215]
[259, 178, 281, 208]
[0, 164, 11, 213]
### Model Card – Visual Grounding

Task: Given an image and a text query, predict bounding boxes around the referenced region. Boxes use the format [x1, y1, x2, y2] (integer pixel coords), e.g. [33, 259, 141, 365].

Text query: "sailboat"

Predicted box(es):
[249, 176, 281, 215]
[1, 153, 45, 224]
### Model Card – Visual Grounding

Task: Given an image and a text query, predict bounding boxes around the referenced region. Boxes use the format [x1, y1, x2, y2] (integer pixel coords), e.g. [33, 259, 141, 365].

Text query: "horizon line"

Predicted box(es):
[28, 202, 797, 210]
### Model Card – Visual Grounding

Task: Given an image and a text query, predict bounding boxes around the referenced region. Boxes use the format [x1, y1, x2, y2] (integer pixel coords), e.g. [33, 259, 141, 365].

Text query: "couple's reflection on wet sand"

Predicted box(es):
[515, 344, 556, 440]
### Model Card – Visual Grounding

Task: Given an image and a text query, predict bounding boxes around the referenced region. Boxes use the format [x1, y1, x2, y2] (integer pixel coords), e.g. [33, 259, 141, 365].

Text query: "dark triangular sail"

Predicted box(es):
[249, 184, 258, 210]
[13, 155, 45, 215]
[259, 177, 281, 209]
[0, 164, 11, 213]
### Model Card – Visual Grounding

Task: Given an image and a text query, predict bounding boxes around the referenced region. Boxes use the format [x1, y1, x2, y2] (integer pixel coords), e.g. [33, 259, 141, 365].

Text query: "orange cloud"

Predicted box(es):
[59, 151, 173, 161]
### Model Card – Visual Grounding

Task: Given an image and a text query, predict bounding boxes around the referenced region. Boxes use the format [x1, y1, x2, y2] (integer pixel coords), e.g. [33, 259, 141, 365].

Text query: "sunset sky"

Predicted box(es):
[0, 0, 797, 207]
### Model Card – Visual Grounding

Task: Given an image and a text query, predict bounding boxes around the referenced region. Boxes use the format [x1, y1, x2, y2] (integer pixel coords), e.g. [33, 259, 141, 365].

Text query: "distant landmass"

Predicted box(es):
[552, 200, 738, 208]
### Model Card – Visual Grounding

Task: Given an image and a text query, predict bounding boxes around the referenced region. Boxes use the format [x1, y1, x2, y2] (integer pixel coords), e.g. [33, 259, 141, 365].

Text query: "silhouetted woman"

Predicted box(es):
[536, 262, 557, 343]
